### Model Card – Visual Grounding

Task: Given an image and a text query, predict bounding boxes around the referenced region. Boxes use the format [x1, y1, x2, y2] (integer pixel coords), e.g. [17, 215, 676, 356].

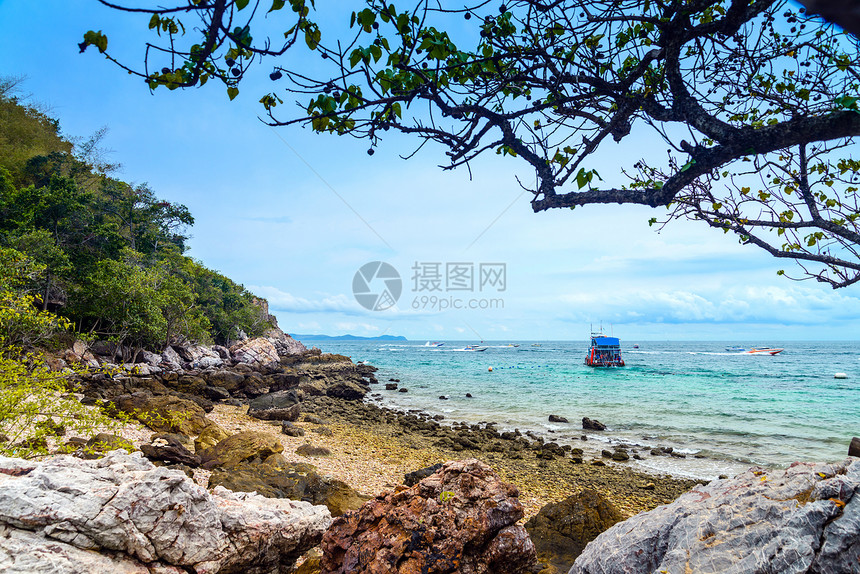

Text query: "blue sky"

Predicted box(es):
[1, 0, 858, 340]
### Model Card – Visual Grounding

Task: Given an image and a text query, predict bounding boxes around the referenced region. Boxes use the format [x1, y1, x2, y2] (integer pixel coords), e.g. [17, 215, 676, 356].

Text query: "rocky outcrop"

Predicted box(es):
[850, 436, 860, 457]
[0, 450, 331, 573]
[570, 459, 860, 574]
[525, 489, 622, 574]
[208, 459, 369, 517]
[230, 338, 280, 369]
[320, 458, 536, 574]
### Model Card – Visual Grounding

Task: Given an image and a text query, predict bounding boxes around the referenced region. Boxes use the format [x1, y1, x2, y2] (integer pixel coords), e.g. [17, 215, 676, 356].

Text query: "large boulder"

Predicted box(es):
[268, 332, 308, 357]
[230, 338, 280, 369]
[0, 450, 331, 573]
[570, 459, 860, 574]
[248, 390, 303, 421]
[207, 369, 246, 392]
[199, 431, 284, 468]
[525, 489, 622, 574]
[208, 459, 369, 517]
[114, 393, 212, 436]
[320, 458, 536, 574]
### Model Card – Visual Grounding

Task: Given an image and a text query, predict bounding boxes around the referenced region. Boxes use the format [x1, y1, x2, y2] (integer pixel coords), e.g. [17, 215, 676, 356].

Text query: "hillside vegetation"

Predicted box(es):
[0, 77, 271, 356]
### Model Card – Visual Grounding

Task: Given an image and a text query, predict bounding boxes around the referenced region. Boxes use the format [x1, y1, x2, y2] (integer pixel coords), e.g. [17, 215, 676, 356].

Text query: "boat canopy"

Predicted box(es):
[592, 336, 620, 348]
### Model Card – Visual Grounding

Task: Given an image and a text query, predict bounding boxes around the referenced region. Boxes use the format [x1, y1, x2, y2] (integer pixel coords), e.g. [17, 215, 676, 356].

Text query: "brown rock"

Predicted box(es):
[140, 434, 201, 467]
[208, 460, 368, 517]
[199, 431, 284, 468]
[194, 423, 230, 453]
[850, 436, 860, 457]
[524, 489, 623, 574]
[582, 417, 606, 431]
[230, 337, 280, 368]
[114, 393, 211, 435]
[320, 458, 536, 574]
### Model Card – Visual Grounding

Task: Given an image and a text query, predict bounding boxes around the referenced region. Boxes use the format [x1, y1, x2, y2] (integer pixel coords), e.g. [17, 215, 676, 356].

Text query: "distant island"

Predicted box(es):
[290, 334, 408, 341]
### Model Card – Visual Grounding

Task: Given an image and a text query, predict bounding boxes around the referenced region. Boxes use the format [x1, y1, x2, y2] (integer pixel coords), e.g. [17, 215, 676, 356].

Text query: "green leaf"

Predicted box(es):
[82, 30, 109, 53]
[269, 0, 286, 12]
[227, 86, 239, 100]
[149, 14, 160, 30]
[679, 159, 696, 172]
[235, 0, 250, 10]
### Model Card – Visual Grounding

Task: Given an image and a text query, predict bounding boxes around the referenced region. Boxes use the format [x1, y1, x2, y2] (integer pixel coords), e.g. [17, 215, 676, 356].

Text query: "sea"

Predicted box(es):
[311, 340, 859, 481]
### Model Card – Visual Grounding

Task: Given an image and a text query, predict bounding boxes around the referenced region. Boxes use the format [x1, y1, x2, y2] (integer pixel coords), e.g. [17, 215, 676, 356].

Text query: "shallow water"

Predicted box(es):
[312, 340, 859, 480]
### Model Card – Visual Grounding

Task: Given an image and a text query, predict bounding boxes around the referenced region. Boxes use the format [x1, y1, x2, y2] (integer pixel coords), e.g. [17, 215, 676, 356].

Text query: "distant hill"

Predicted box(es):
[291, 334, 408, 341]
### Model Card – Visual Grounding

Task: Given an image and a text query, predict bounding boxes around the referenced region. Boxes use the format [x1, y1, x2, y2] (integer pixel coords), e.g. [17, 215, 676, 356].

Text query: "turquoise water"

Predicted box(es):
[313, 340, 860, 480]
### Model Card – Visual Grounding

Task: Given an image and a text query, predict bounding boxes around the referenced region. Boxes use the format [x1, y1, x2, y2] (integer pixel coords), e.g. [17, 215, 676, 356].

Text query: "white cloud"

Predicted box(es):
[248, 285, 357, 314]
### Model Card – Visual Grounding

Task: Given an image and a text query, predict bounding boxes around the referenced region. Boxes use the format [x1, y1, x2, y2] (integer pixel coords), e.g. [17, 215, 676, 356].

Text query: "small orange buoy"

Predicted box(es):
[488, 367, 493, 372]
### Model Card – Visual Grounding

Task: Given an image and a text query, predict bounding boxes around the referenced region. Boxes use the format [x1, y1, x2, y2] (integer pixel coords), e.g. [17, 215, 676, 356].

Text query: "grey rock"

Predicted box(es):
[549, 414, 569, 423]
[0, 450, 330, 573]
[570, 459, 860, 574]
[850, 436, 860, 457]
[248, 390, 302, 421]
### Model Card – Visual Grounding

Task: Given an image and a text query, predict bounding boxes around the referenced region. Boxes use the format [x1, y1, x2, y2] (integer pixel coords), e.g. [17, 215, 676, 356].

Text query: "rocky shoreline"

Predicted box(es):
[7, 332, 857, 573]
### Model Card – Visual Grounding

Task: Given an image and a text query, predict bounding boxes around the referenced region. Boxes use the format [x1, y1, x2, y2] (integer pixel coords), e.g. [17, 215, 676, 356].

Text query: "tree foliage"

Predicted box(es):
[83, 0, 860, 287]
[0, 80, 270, 350]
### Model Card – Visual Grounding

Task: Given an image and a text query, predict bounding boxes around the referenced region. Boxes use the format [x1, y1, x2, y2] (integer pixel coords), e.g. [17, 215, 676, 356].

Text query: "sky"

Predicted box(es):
[1, 0, 858, 341]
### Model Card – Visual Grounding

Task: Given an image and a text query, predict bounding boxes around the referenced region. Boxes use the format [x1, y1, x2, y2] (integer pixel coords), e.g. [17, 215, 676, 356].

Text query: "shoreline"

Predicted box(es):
[218, 394, 702, 519]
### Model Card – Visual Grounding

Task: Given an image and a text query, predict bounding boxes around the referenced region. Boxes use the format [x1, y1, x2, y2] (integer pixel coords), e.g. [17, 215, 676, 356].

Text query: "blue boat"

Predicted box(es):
[585, 331, 625, 367]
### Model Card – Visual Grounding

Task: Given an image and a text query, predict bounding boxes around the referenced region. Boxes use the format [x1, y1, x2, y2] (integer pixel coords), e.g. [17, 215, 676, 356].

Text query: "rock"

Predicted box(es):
[398, 387, 408, 393]
[638, 482, 656, 490]
[548, 415, 569, 423]
[248, 390, 302, 421]
[268, 332, 308, 357]
[230, 337, 280, 369]
[83, 433, 130, 459]
[202, 385, 231, 401]
[207, 369, 246, 392]
[160, 346, 183, 370]
[570, 459, 860, 574]
[282, 422, 306, 437]
[385, 383, 398, 390]
[296, 444, 331, 457]
[303, 414, 325, 425]
[199, 431, 284, 468]
[311, 426, 333, 437]
[404, 463, 444, 486]
[320, 458, 536, 574]
[325, 380, 368, 401]
[208, 460, 369, 517]
[140, 434, 201, 467]
[0, 451, 330, 573]
[525, 489, 623, 574]
[611, 449, 629, 462]
[581, 417, 606, 431]
[194, 423, 230, 453]
[114, 393, 211, 436]
[850, 436, 860, 457]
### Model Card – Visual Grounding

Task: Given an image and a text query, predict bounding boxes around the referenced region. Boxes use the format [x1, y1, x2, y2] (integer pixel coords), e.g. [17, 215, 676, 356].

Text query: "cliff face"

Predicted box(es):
[570, 458, 860, 574]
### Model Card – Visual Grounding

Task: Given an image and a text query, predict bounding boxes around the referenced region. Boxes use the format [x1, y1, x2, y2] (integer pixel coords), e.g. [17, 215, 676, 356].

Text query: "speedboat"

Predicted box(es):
[424, 341, 444, 347]
[585, 330, 625, 367]
[504, 343, 520, 348]
[726, 346, 746, 352]
[744, 348, 783, 355]
[464, 345, 488, 352]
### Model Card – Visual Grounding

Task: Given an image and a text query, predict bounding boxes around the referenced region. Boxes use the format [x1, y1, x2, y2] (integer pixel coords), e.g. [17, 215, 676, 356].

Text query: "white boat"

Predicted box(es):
[743, 348, 783, 355]
[464, 345, 488, 352]
[424, 341, 444, 347]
